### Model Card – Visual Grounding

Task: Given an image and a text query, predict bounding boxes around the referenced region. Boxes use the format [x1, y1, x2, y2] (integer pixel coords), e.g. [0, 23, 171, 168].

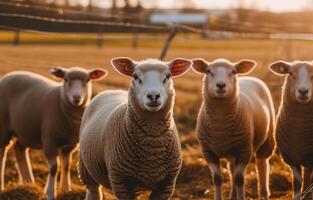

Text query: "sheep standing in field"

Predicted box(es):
[270, 61, 313, 199]
[79, 57, 192, 200]
[192, 59, 276, 200]
[0, 67, 107, 200]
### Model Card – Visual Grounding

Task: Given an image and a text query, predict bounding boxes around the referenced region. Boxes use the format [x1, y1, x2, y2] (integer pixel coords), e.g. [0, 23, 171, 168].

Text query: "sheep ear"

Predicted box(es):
[192, 58, 209, 74]
[89, 69, 108, 80]
[234, 59, 257, 75]
[50, 67, 67, 78]
[269, 61, 291, 76]
[167, 58, 192, 77]
[111, 57, 136, 77]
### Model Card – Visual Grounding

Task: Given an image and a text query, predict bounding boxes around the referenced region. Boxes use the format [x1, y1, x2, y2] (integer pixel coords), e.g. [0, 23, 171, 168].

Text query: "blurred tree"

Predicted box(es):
[112, 0, 117, 9]
[135, 0, 142, 9]
[64, 0, 70, 6]
[180, 0, 195, 8]
[88, 0, 92, 8]
[124, 0, 130, 8]
[237, 0, 246, 8]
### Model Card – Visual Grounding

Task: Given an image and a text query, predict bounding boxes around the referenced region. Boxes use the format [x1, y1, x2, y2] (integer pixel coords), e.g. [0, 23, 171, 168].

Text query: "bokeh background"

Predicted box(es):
[1, 0, 313, 199]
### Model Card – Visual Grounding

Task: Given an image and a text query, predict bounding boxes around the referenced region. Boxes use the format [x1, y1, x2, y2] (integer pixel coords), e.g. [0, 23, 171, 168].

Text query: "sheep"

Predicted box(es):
[192, 58, 276, 200]
[0, 67, 107, 200]
[78, 57, 192, 200]
[269, 60, 313, 200]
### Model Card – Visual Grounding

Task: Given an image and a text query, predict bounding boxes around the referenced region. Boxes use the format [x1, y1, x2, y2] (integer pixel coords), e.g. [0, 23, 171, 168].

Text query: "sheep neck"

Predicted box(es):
[204, 94, 242, 133]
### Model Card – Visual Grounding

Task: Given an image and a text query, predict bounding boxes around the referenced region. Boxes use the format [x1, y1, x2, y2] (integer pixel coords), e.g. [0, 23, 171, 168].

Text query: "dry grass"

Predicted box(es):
[0, 39, 312, 199]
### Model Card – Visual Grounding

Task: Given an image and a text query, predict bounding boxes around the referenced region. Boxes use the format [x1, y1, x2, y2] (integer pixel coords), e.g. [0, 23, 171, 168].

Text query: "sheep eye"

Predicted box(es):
[163, 74, 171, 83]
[207, 70, 213, 76]
[133, 74, 142, 84]
[289, 72, 295, 78]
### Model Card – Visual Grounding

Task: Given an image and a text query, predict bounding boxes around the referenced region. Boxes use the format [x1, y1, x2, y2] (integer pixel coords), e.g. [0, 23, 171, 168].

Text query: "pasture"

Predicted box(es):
[0, 37, 312, 199]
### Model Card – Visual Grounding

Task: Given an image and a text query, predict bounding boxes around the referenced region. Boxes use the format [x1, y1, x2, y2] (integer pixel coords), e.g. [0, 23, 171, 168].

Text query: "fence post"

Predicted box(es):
[159, 25, 178, 61]
[14, 30, 20, 46]
[132, 31, 138, 49]
[97, 28, 104, 48]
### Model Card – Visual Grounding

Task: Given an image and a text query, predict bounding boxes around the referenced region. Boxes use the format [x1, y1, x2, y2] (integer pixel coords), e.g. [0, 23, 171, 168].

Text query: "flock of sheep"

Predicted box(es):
[0, 57, 312, 200]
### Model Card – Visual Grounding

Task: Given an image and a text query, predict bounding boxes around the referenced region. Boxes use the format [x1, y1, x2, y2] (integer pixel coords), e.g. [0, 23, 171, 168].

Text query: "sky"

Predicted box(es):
[82, 0, 311, 12]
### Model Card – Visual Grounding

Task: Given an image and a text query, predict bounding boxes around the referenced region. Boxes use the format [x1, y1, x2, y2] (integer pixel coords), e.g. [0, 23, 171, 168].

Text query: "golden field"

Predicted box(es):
[0, 37, 312, 200]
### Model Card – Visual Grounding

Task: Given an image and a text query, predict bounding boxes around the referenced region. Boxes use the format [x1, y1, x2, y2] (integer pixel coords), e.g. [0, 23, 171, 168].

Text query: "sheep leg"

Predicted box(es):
[309, 169, 313, 200]
[228, 159, 237, 200]
[0, 123, 12, 191]
[78, 157, 103, 200]
[303, 167, 312, 192]
[256, 158, 270, 199]
[149, 176, 176, 200]
[291, 165, 302, 200]
[59, 146, 74, 192]
[86, 185, 103, 200]
[202, 149, 222, 200]
[233, 162, 247, 200]
[44, 150, 59, 200]
[0, 146, 8, 191]
[13, 141, 34, 184]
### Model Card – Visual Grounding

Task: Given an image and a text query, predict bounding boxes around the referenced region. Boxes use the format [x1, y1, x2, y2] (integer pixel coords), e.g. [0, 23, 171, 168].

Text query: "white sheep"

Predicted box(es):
[78, 57, 192, 200]
[0, 67, 107, 200]
[270, 60, 313, 200]
[192, 58, 276, 200]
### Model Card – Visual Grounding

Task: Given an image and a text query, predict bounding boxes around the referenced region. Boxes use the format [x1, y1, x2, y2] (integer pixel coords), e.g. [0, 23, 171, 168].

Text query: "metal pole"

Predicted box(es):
[159, 26, 178, 61]
[14, 30, 20, 46]
[132, 31, 138, 49]
[97, 27, 104, 48]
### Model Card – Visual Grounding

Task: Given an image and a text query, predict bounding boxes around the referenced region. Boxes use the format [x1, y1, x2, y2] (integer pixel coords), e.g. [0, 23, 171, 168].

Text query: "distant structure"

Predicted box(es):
[149, 11, 232, 39]
[150, 12, 209, 37]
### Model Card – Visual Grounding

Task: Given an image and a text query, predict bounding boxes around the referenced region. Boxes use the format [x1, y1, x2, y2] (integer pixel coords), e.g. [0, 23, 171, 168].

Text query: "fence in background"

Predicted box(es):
[1, 1, 313, 60]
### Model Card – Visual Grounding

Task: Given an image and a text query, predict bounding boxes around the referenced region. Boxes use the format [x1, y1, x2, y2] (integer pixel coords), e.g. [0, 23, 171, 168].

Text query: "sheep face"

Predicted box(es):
[50, 67, 107, 107]
[192, 58, 256, 98]
[111, 57, 192, 112]
[270, 61, 313, 104]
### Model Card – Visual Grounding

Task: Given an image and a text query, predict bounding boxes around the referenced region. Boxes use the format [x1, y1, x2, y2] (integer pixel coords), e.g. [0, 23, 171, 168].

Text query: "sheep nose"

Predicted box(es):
[73, 94, 81, 101]
[216, 82, 226, 90]
[147, 92, 160, 102]
[298, 88, 309, 95]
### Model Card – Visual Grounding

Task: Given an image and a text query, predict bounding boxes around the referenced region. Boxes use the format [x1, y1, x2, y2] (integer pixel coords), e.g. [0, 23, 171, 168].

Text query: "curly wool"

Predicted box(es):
[79, 83, 182, 199]
[276, 78, 313, 167]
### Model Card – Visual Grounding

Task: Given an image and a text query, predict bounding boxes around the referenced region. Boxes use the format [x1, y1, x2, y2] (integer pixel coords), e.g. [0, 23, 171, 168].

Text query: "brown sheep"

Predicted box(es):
[192, 58, 276, 200]
[270, 61, 313, 200]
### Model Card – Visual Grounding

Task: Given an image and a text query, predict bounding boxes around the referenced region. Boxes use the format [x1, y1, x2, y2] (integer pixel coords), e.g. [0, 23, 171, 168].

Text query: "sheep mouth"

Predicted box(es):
[144, 102, 162, 112]
[71, 99, 84, 107]
[214, 89, 227, 97]
[146, 102, 161, 108]
[296, 96, 311, 104]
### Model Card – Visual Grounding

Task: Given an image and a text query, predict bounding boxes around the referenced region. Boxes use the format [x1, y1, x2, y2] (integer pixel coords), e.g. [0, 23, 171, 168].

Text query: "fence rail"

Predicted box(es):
[2, 2, 313, 59]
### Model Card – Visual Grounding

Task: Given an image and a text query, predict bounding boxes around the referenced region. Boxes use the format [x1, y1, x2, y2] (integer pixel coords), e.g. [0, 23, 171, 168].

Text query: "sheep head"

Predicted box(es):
[111, 57, 192, 112]
[192, 58, 256, 99]
[270, 60, 313, 104]
[50, 67, 107, 107]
